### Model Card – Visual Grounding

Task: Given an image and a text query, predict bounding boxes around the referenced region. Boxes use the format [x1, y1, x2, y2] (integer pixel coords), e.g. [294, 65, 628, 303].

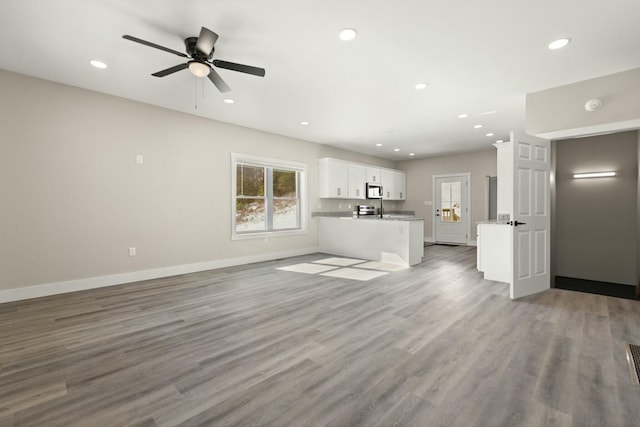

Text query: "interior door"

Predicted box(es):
[434, 175, 468, 244]
[510, 132, 550, 299]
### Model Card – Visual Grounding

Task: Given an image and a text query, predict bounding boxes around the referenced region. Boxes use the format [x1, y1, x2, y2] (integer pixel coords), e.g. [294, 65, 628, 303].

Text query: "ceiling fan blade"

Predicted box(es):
[123, 35, 188, 58]
[196, 27, 219, 56]
[213, 60, 266, 77]
[152, 63, 188, 77]
[208, 68, 231, 92]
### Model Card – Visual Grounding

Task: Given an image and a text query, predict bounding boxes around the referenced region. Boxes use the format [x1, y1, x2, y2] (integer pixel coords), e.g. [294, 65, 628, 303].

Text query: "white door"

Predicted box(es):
[434, 174, 469, 244]
[509, 132, 550, 299]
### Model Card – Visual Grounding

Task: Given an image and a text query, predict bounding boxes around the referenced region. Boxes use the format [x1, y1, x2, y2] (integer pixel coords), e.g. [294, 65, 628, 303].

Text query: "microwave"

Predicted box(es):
[366, 183, 383, 199]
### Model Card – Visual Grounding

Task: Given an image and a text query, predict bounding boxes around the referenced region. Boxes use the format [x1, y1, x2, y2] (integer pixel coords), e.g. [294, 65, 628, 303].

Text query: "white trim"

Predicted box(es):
[0, 247, 319, 303]
[231, 153, 308, 240]
[432, 173, 472, 245]
[535, 119, 640, 141]
[424, 236, 435, 243]
[468, 240, 478, 247]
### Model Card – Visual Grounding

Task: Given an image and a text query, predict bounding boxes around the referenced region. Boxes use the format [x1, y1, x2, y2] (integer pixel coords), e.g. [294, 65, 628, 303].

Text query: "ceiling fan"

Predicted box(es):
[122, 27, 265, 93]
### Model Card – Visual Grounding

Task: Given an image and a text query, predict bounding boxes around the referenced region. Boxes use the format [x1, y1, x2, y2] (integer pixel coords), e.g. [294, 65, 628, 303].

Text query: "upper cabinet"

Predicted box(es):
[319, 158, 407, 200]
[395, 172, 406, 200]
[318, 158, 349, 198]
[381, 170, 395, 200]
[366, 167, 381, 183]
[348, 164, 367, 199]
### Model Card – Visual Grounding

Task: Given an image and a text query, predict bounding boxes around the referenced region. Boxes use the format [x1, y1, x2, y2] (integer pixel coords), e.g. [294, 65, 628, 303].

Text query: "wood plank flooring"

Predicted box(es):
[1, 245, 639, 426]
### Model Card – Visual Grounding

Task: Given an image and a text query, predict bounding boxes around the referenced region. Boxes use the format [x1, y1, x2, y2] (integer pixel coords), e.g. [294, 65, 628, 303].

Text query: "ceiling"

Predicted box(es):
[1, 0, 639, 160]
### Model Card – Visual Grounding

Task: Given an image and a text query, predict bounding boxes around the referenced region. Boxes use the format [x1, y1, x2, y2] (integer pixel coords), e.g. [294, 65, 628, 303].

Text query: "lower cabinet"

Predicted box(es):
[477, 223, 510, 283]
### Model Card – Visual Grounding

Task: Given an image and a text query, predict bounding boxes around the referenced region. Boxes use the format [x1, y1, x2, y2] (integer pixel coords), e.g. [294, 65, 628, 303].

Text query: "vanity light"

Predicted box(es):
[548, 38, 571, 50]
[573, 172, 616, 179]
[90, 60, 107, 69]
[339, 28, 358, 41]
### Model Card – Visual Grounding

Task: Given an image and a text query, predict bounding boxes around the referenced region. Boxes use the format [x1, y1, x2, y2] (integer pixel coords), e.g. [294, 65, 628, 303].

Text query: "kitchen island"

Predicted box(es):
[318, 216, 424, 266]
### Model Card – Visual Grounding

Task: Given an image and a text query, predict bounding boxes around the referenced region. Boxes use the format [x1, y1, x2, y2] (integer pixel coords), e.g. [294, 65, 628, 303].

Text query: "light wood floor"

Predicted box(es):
[1, 245, 639, 426]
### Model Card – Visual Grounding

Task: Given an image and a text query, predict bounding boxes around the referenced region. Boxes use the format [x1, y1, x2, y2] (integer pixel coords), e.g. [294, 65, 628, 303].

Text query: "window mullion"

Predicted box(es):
[265, 167, 273, 231]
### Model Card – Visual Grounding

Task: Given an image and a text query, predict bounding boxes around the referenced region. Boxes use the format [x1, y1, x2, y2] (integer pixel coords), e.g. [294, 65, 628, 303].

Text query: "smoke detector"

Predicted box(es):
[585, 98, 602, 112]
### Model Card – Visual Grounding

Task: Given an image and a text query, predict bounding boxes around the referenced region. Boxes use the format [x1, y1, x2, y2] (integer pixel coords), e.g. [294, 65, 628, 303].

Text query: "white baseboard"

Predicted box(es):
[0, 247, 320, 303]
[424, 237, 435, 243]
[468, 240, 478, 247]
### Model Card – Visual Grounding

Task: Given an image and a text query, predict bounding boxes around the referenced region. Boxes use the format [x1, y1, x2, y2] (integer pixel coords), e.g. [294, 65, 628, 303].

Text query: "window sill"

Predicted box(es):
[231, 228, 308, 240]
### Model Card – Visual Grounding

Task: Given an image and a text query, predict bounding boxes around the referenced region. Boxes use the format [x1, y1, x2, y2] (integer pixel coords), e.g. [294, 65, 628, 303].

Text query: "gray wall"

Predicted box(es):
[554, 131, 638, 286]
[0, 70, 396, 292]
[526, 67, 640, 138]
[398, 149, 497, 242]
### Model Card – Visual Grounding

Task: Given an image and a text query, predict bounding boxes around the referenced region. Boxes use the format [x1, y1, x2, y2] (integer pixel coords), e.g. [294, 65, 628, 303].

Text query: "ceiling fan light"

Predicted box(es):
[188, 61, 210, 77]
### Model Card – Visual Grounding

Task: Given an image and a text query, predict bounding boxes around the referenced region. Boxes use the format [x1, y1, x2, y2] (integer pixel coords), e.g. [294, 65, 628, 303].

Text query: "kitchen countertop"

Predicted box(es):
[338, 215, 424, 221]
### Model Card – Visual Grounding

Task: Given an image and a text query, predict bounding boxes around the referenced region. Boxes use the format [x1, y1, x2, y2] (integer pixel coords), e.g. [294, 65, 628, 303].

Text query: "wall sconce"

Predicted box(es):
[573, 172, 616, 179]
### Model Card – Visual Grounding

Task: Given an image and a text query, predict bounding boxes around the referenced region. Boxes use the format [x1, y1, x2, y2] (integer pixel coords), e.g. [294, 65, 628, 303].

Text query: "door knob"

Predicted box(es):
[508, 220, 527, 227]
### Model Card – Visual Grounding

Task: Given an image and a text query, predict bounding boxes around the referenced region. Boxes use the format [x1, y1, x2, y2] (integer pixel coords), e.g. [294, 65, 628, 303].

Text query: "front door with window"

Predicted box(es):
[434, 174, 469, 244]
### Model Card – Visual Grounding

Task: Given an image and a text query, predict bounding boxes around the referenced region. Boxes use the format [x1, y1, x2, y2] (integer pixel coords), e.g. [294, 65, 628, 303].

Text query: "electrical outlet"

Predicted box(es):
[129, 247, 136, 257]
[135, 155, 143, 164]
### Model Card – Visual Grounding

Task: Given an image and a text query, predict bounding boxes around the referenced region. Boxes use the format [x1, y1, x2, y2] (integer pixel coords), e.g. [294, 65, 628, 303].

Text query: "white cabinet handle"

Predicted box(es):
[337, 188, 341, 196]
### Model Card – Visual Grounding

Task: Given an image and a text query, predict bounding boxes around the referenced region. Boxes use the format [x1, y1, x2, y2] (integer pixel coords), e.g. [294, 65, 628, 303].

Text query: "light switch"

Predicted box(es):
[129, 247, 136, 257]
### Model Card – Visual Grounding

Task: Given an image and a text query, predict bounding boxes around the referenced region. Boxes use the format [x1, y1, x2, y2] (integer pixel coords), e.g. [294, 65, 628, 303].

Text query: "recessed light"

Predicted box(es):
[496, 139, 504, 143]
[223, 98, 235, 104]
[90, 60, 107, 69]
[339, 28, 357, 41]
[458, 113, 469, 119]
[376, 143, 383, 147]
[300, 121, 309, 126]
[415, 83, 428, 90]
[409, 153, 415, 156]
[548, 38, 571, 50]
[393, 148, 400, 152]
[486, 133, 494, 137]
[473, 124, 483, 129]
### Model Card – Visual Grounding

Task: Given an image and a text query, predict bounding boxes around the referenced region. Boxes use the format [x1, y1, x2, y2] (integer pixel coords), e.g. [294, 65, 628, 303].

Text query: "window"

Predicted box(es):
[232, 153, 307, 239]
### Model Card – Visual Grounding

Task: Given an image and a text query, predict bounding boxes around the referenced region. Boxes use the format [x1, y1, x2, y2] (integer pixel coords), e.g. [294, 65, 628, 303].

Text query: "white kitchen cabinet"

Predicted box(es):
[318, 158, 407, 200]
[477, 223, 510, 282]
[318, 158, 349, 198]
[348, 164, 366, 199]
[395, 172, 406, 200]
[381, 169, 396, 200]
[366, 167, 381, 183]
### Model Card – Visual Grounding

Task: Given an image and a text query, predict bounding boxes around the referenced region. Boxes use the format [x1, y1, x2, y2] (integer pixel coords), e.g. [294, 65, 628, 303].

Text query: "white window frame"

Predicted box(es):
[231, 153, 308, 240]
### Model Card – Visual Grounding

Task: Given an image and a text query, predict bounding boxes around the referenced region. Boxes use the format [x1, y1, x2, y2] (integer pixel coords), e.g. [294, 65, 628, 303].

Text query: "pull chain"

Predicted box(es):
[194, 76, 198, 109]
